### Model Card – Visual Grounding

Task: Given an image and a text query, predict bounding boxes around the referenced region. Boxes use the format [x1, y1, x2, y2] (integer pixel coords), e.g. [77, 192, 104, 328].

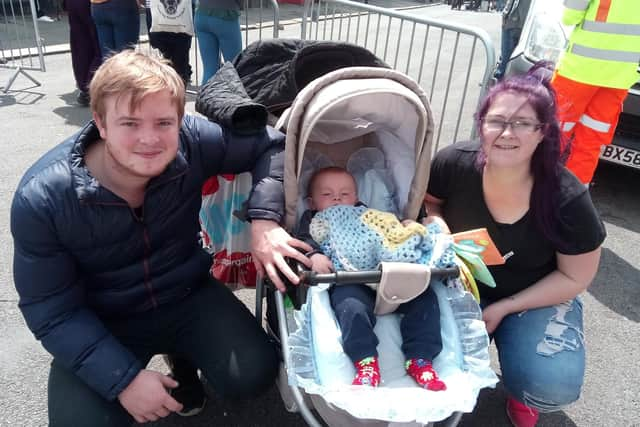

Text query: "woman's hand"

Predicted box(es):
[423, 193, 451, 234]
[250, 220, 312, 292]
[310, 253, 334, 274]
[482, 299, 512, 334]
[422, 215, 451, 234]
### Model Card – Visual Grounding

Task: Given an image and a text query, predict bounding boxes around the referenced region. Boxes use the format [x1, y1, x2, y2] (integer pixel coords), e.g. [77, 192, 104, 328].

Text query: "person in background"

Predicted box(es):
[64, 0, 102, 106]
[425, 62, 605, 427]
[11, 50, 311, 427]
[144, 0, 193, 86]
[194, 0, 242, 84]
[551, 0, 640, 186]
[493, 0, 532, 81]
[36, 0, 58, 21]
[91, 0, 140, 59]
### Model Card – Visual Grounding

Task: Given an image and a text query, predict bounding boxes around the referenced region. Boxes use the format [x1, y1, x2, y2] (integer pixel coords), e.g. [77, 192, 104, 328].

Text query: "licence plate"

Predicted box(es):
[600, 145, 640, 170]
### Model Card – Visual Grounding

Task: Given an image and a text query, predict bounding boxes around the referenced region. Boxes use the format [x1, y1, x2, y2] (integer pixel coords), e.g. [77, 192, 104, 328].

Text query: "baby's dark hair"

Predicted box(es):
[307, 166, 356, 197]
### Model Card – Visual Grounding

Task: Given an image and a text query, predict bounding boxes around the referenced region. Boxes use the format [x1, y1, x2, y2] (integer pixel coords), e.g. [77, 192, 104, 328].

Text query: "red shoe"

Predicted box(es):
[352, 356, 381, 387]
[506, 396, 539, 427]
[405, 358, 446, 391]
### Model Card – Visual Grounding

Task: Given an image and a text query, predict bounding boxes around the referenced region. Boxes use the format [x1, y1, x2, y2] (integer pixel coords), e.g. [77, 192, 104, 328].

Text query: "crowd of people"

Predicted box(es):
[48, 0, 241, 106]
[11, 0, 638, 426]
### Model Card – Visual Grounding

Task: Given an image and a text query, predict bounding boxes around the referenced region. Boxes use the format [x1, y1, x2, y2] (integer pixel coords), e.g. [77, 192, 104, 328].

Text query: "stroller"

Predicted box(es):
[198, 40, 498, 427]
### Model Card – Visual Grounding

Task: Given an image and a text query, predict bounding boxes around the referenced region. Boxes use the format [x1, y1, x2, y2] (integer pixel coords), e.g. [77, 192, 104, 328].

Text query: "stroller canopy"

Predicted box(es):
[276, 66, 436, 231]
[232, 39, 389, 115]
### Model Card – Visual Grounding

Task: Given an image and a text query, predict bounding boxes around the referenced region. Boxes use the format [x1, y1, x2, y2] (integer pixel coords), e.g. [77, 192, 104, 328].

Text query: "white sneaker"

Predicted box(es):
[37, 15, 55, 22]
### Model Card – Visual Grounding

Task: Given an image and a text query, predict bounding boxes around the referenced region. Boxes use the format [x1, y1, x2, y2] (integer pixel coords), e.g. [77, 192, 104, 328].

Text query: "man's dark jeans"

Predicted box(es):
[48, 278, 279, 427]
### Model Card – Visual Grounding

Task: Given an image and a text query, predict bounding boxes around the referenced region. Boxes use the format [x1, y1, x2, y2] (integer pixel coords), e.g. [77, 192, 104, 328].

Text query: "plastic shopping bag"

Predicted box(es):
[149, 0, 194, 36]
[200, 173, 256, 290]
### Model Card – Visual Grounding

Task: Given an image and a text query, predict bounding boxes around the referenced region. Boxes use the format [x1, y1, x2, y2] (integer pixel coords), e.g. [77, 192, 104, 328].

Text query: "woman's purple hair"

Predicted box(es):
[475, 61, 565, 245]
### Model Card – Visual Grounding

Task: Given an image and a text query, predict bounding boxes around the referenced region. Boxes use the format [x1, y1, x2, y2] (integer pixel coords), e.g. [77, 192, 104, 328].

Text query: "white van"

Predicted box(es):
[503, 0, 640, 172]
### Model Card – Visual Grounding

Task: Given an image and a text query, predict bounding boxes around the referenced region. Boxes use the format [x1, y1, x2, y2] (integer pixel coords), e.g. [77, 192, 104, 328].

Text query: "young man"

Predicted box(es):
[11, 50, 311, 426]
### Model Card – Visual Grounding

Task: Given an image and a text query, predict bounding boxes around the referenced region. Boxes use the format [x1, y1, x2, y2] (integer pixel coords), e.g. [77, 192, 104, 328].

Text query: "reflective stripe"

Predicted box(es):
[580, 114, 611, 133]
[582, 20, 640, 36]
[563, 122, 576, 132]
[571, 44, 640, 63]
[563, 0, 589, 11]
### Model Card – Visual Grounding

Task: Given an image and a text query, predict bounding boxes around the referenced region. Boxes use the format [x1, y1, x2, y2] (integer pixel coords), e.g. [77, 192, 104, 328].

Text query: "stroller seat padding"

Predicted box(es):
[285, 281, 499, 423]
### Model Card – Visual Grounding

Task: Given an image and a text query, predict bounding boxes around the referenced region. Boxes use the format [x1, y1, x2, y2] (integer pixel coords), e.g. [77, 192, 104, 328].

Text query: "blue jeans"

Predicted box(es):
[494, 27, 521, 80]
[91, 0, 140, 59]
[194, 11, 242, 84]
[491, 298, 585, 412]
[330, 284, 442, 363]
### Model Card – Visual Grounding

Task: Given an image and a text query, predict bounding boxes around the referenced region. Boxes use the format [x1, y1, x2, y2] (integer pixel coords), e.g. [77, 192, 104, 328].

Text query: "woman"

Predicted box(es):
[194, 0, 242, 84]
[424, 63, 605, 427]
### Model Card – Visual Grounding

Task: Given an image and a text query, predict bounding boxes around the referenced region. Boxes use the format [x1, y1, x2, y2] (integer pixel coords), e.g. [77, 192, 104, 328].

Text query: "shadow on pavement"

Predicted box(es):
[53, 92, 92, 126]
[588, 247, 640, 323]
[591, 162, 640, 234]
[455, 378, 578, 427]
[0, 89, 44, 105]
[0, 94, 17, 107]
[148, 382, 306, 427]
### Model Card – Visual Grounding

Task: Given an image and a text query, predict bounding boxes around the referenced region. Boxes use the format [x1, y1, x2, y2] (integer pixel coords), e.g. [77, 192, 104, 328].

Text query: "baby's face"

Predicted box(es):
[309, 171, 358, 211]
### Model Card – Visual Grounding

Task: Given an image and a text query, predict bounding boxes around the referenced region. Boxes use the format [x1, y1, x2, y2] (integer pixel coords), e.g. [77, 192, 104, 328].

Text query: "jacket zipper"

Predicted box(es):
[84, 168, 189, 310]
[141, 222, 158, 309]
[131, 205, 158, 309]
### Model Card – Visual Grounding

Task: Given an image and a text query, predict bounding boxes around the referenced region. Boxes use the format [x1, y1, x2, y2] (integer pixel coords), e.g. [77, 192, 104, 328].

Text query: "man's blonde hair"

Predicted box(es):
[90, 49, 185, 122]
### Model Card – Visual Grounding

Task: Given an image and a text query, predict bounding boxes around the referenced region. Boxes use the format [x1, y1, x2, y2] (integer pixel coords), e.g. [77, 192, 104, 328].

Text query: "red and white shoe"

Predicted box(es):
[352, 356, 381, 387]
[405, 358, 446, 391]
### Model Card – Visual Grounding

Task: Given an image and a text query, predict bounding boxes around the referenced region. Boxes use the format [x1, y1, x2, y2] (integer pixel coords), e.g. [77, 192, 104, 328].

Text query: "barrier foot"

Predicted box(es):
[2, 67, 41, 93]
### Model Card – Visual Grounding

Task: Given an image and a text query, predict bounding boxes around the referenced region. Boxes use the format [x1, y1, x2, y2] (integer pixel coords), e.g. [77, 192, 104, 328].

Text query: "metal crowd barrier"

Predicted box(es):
[0, 0, 45, 92]
[299, 0, 495, 150]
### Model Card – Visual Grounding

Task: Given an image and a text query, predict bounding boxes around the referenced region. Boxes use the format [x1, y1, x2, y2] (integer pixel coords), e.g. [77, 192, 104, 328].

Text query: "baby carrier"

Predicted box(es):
[197, 39, 498, 427]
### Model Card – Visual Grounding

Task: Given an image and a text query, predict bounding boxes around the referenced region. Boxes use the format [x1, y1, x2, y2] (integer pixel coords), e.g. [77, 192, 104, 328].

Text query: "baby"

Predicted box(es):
[296, 167, 447, 391]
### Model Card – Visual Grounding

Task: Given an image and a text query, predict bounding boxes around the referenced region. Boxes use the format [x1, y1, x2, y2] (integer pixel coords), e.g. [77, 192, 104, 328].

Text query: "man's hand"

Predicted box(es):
[310, 253, 334, 274]
[250, 219, 312, 292]
[117, 369, 183, 423]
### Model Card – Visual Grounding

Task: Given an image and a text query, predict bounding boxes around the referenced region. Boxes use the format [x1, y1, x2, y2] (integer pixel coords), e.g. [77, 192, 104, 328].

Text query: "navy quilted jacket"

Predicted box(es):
[10, 114, 285, 400]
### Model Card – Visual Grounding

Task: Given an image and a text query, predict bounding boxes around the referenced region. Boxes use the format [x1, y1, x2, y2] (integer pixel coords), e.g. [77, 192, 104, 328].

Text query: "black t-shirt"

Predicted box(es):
[427, 141, 606, 302]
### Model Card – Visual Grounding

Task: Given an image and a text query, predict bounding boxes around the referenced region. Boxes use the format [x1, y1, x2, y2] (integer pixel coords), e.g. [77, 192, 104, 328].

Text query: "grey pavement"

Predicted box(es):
[1, 3, 639, 427]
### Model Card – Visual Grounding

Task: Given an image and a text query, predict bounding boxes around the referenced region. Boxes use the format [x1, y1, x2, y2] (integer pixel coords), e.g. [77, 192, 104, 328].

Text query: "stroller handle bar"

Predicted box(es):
[299, 266, 460, 286]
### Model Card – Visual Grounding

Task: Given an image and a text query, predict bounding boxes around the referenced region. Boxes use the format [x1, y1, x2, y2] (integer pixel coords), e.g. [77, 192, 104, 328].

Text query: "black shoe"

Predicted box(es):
[76, 90, 90, 107]
[171, 378, 207, 417]
[163, 355, 207, 417]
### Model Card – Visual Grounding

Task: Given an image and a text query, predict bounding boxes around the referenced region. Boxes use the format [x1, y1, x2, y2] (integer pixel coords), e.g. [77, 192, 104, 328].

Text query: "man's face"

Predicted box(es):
[94, 90, 180, 181]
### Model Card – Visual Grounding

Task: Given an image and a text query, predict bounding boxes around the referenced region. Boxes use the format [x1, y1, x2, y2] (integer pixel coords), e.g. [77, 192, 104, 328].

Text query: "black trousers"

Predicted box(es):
[145, 9, 193, 84]
[330, 283, 443, 364]
[48, 279, 279, 427]
[65, 0, 101, 91]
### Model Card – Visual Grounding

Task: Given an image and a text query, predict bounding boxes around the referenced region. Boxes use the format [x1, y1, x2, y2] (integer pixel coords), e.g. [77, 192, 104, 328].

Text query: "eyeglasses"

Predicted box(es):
[482, 118, 544, 135]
